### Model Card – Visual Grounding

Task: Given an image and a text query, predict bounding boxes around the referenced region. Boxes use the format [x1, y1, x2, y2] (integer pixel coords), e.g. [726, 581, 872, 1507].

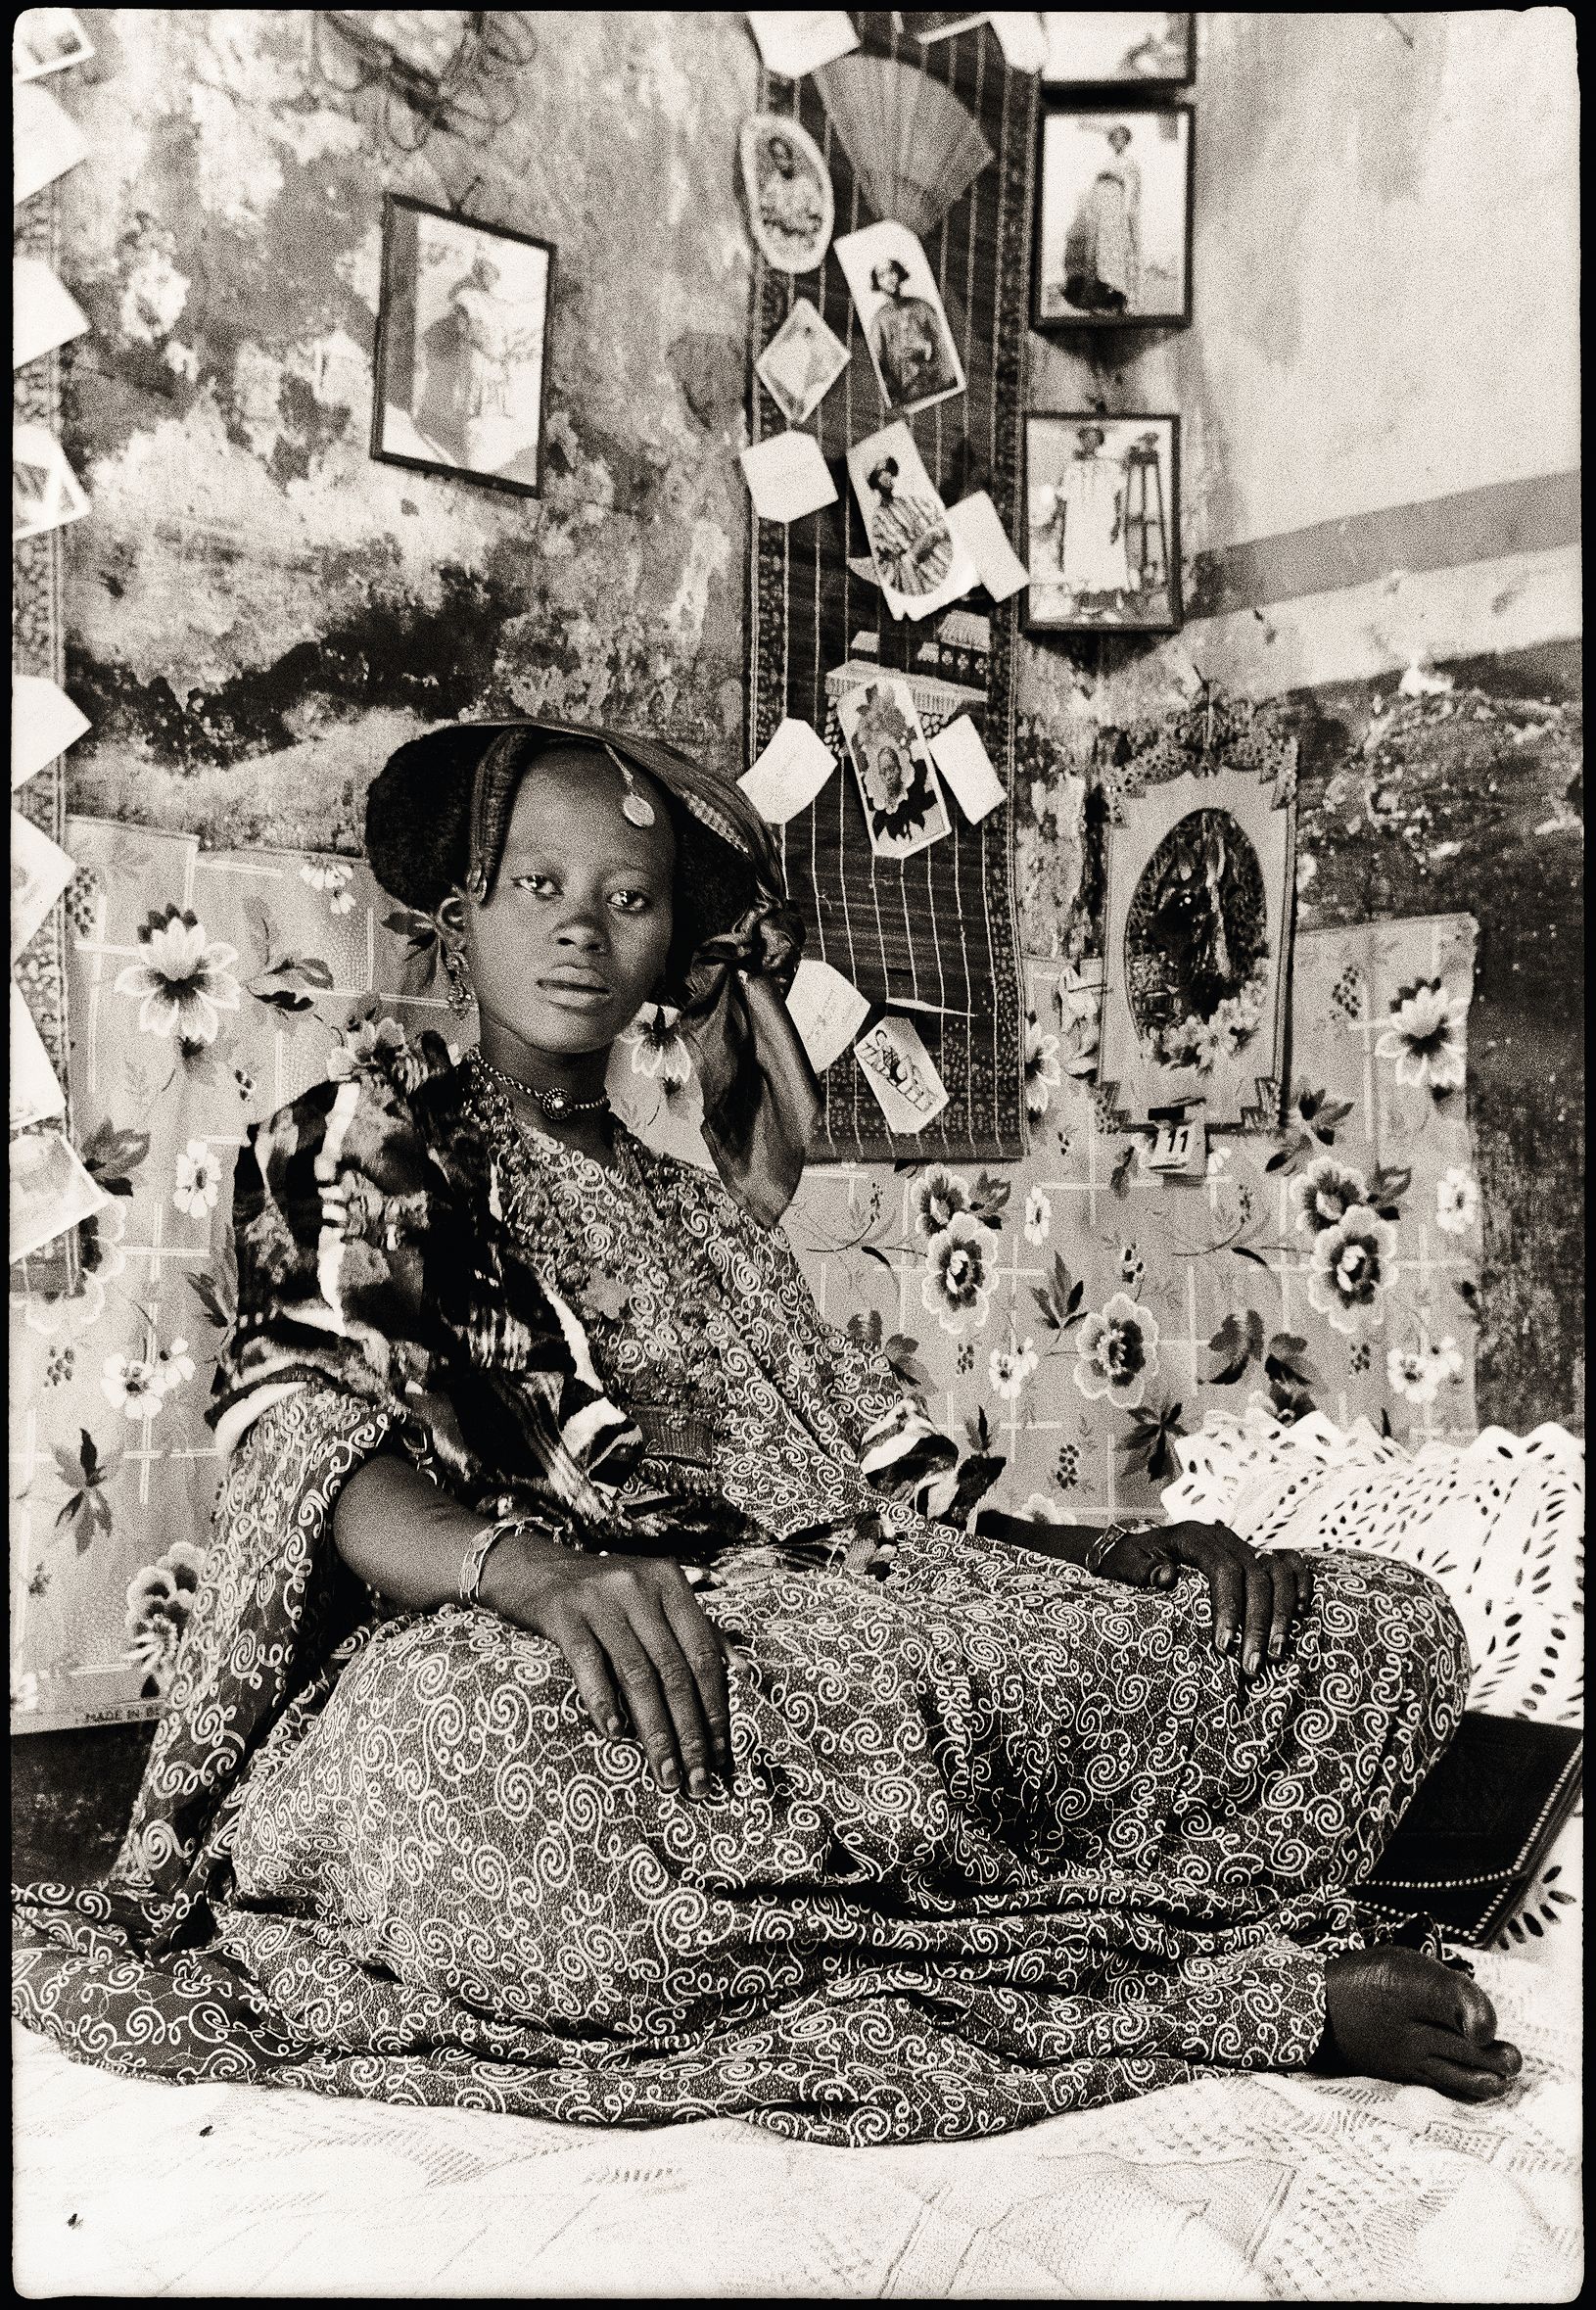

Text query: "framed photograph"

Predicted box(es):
[1034, 105, 1193, 328]
[835, 674, 954, 862]
[1097, 753, 1296, 1132]
[833, 218, 967, 418]
[371, 195, 552, 498]
[1040, 13, 1194, 88]
[740, 114, 835, 275]
[1023, 412, 1180, 632]
[846, 419, 977, 624]
[755, 298, 850, 425]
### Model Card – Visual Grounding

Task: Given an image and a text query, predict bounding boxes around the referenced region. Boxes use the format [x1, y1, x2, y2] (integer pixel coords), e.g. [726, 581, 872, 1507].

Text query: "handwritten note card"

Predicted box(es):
[947, 491, 1030, 603]
[786, 957, 871, 1074]
[927, 715, 1006, 825]
[13, 676, 91, 790]
[13, 258, 89, 370]
[739, 431, 837, 525]
[746, 11, 859, 77]
[740, 717, 838, 825]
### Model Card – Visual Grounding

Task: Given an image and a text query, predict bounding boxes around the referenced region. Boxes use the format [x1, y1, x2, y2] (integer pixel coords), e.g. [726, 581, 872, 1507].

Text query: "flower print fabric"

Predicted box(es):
[14, 1052, 1471, 2147]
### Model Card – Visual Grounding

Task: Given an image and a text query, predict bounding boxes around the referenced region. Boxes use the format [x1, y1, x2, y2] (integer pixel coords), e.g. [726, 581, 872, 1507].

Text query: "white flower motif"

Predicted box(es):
[172, 1139, 222, 1219]
[101, 1353, 167, 1421]
[1024, 1013, 1062, 1119]
[1017, 1493, 1063, 1523]
[1205, 1143, 1232, 1179]
[913, 1164, 974, 1244]
[301, 860, 357, 916]
[1386, 1334, 1464, 1407]
[113, 907, 241, 1044]
[1435, 1165, 1479, 1236]
[1291, 1155, 1370, 1237]
[154, 1336, 196, 1396]
[989, 1338, 1038, 1402]
[619, 1005, 691, 1087]
[1374, 977, 1468, 1092]
[1023, 1185, 1052, 1246]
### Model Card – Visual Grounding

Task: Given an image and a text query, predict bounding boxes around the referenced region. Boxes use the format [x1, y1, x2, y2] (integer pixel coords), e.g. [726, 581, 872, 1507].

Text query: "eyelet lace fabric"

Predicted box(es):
[1163, 1409, 1585, 1728]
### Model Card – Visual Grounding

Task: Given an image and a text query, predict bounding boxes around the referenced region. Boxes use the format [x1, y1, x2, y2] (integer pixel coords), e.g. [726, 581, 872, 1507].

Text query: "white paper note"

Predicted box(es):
[13, 258, 89, 369]
[10, 981, 66, 1130]
[854, 1015, 950, 1134]
[986, 13, 1049, 73]
[12, 808, 76, 961]
[739, 430, 837, 525]
[947, 491, 1031, 603]
[13, 675, 91, 790]
[927, 715, 1006, 825]
[9, 1125, 110, 1265]
[746, 11, 859, 77]
[786, 957, 871, 1074]
[740, 717, 838, 825]
[13, 80, 89, 208]
[13, 423, 90, 541]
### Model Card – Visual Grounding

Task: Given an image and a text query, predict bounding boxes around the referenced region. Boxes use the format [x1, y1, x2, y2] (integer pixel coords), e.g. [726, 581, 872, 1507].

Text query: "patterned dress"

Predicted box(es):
[12, 1049, 1468, 2145]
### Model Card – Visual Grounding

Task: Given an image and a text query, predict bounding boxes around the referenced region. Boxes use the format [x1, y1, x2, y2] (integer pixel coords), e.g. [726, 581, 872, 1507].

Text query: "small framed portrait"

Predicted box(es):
[833, 218, 966, 418]
[1040, 13, 1194, 88]
[371, 195, 552, 498]
[835, 674, 953, 862]
[739, 114, 835, 275]
[1097, 752, 1296, 1131]
[755, 298, 850, 425]
[1023, 412, 1180, 633]
[12, 7, 94, 82]
[1034, 105, 1193, 328]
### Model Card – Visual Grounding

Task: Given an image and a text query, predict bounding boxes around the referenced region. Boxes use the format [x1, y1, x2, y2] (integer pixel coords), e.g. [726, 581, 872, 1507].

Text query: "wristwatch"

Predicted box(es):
[1085, 1519, 1146, 1577]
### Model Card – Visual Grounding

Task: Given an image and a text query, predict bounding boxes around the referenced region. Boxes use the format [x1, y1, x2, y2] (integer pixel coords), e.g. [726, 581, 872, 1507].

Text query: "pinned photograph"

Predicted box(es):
[13, 258, 89, 371]
[1040, 13, 1194, 87]
[854, 1015, 950, 1133]
[833, 219, 966, 417]
[1024, 412, 1180, 632]
[12, 808, 76, 961]
[9, 1124, 110, 1265]
[13, 79, 89, 208]
[835, 675, 953, 862]
[13, 424, 90, 542]
[740, 115, 834, 274]
[846, 420, 976, 623]
[13, 7, 94, 82]
[755, 298, 850, 425]
[745, 11, 859, 80]
[1035, 106, 1193, 326]
[372, 195, 552, 497]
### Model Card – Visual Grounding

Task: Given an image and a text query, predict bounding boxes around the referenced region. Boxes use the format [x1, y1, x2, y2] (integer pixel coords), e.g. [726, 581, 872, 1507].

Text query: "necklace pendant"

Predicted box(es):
[540, 1087, 571, 1119]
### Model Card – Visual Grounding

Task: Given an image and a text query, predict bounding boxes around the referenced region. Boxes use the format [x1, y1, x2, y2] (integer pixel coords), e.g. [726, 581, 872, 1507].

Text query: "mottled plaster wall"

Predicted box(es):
[59, 9, 758, 848]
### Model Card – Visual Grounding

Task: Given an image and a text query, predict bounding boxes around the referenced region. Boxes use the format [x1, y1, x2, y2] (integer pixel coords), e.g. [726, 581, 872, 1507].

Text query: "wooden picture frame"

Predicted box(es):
[370, 193, 553, 500]
[1033, 103, 1194, 331]
[1096, 750, 1297, 1132]
[1039, 13, 1195, 90]
[1023, 411, 1182, 634]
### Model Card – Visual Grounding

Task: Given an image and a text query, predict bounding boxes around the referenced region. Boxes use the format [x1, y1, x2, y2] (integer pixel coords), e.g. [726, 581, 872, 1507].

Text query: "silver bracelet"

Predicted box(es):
[1085, 1519, 1144, 1577]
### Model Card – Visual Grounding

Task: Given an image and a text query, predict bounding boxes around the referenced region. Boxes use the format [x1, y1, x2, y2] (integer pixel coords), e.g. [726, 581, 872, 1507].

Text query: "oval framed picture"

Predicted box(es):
[739, 113, 834, 274]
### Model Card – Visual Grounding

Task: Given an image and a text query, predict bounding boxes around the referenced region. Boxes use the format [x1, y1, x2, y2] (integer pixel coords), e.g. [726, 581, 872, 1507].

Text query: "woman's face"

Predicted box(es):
[462, 746, 676, 1059]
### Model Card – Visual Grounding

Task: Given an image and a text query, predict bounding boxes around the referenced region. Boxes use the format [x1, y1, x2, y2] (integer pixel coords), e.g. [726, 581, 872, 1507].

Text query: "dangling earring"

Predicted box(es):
[442, 936, 474, 1013]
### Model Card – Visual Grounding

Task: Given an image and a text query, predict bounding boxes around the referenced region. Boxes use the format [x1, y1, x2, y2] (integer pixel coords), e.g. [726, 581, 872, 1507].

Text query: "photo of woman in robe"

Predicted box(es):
[413, 248, 544, 479]
[1048, 424, 1134, 608]
[756, 133, 827, 261]
[864, 454, 957, 598]
[1061, 120, 1142, 312]
[868, 257, 962, 411]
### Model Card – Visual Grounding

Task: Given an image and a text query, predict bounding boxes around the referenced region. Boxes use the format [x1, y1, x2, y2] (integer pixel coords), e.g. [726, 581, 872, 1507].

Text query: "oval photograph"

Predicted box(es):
[1124, 807, 1271, 1072]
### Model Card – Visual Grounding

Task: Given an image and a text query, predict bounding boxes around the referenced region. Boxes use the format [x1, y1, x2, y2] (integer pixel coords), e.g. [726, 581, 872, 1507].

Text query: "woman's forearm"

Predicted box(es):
[332, 1450, 563, 1611]
[973, 1509, 1106, 1567]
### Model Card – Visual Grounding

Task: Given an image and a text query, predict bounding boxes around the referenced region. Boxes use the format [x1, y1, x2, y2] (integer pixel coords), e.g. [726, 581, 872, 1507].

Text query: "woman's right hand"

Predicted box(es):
[483, 1537, 734, 1800]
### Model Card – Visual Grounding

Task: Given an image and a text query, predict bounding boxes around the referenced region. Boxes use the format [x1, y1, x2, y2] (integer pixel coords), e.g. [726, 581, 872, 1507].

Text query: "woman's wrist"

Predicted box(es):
[475, 1523, 570, 1620]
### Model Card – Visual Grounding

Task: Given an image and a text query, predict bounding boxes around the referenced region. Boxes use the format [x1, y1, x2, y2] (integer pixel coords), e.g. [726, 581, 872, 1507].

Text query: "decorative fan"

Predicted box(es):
[815, 55, 993, 237]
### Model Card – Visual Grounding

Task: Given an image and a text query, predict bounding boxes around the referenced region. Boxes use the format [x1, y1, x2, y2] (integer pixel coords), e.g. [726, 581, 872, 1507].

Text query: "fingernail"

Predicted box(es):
[659, 1760, 680, 1790]
[1269, 1638, 1285, 1661]
[605, 1714, 624, 1736]
[688, 1767, 709, 1796]
[1244, 1647, 1260, 1675]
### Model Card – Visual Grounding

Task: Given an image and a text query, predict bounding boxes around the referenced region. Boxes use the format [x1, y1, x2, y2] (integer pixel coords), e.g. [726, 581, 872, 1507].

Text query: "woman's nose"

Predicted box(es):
[553, 910, 607, 952]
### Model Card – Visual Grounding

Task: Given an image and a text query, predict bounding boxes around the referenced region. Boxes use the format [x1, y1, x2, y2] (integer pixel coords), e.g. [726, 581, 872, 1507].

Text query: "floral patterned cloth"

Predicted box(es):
[14, 1083, 1467, 2142]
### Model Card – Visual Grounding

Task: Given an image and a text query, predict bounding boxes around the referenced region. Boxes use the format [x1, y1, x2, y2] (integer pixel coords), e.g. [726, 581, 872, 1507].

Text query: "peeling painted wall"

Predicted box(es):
[59, 9, 758, 850]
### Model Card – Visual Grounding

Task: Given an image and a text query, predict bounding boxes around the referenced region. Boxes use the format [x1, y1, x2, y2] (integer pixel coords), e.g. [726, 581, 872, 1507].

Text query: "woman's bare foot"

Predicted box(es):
[1315, 1948, 1523, 2099]
[1321, 1940, 1533, 2106]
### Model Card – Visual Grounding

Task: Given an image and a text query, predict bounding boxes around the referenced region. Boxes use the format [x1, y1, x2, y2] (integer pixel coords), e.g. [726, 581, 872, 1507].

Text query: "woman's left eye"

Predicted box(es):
[608, 890, 651, 914]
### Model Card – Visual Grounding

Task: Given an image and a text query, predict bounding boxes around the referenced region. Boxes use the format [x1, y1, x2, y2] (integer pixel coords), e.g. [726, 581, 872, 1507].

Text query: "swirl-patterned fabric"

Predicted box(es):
[13, 1083, 1471, 2144]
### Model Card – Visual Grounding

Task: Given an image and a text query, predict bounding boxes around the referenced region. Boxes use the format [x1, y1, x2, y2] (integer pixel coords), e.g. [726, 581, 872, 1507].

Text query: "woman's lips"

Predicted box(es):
[537, 977, 613, 1008]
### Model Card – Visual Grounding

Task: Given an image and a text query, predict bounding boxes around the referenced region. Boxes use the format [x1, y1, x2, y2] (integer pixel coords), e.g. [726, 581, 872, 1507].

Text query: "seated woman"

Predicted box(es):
[13, 720, 1523, 2143]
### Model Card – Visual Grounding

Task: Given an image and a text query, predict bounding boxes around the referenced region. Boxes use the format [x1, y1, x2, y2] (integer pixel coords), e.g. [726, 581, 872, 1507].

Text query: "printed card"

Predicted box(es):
[13, 9, 95, 83]
[927, 714, 1006, 825]
[13, 80, 88, 207]
[946, 490, 1031, 602]
[12, 808, 76, 961]
[1141, 1106, 1208, 1176]
[745, 11, 859, 77]
[786, 957, 871, 1073]
[740, 716, 838, 825]
[13, 423, 90, 542]
[13, 675, 91, 790]
[854, 1015, 950, 1133]
[834, 674, 953, 861]
[739, 429, 837, 524]
[987, 13, 1050, 72]
[833, 218, 967, 420]
[13, 259, 89, 370]
[755, 299, 850, 424]
[9, 1124, 110, 1265]
[845, 419, 976, 623]
[10, 981, 66, 1130]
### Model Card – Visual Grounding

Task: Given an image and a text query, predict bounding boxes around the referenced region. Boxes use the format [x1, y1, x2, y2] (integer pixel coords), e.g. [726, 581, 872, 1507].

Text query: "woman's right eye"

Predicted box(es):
[510, 873, 556, 897]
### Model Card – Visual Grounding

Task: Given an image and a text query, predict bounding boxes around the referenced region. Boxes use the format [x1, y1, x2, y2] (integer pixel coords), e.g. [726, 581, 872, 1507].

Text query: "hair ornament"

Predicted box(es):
[603, 741, 657, 826]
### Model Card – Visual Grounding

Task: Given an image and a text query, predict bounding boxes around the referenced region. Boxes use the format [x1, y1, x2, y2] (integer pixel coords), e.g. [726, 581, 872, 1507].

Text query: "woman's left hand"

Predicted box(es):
[1100, 1521, 1315, 1674]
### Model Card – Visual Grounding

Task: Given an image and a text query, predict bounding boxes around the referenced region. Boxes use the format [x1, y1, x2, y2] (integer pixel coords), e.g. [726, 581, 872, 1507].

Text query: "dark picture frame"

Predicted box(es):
[1039, 13, 1195, 90]
[370, 193, 553, 500]
[1022, 410, 1182, 634]
[1032, 103, 1195, 331]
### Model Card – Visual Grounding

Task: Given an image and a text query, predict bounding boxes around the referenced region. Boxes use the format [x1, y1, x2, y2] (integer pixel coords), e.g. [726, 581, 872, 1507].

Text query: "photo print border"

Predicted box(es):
[1031, 101, 1195, 332]
[1039, 12, 1195, 90]
[370, 191, 555, 501]
[1096, 749, 1297, 1133]
[1021, 409, 1183, 634]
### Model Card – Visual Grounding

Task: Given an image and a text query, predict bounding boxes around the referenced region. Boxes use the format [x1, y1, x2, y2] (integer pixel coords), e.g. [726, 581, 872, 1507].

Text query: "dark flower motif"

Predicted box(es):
[920, 1212, 993, 1337]
[1291, 1155, 1369, 1236]
[1307, 1203, 1398, 1333]
[123, 1540, 207, 1695]
[1074, 1293, 1160, 1410]
[1375, 975, 1468, 1094]
[113, 906, 240, 1044]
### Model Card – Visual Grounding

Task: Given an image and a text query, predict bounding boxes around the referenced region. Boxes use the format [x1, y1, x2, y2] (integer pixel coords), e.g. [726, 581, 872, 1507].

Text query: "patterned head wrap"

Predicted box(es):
[364, 719, 821, 1228]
